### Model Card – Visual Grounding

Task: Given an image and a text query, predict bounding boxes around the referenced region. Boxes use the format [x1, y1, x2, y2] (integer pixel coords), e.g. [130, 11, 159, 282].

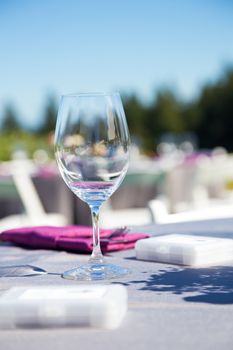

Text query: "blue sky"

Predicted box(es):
[1, 0, 233, 127]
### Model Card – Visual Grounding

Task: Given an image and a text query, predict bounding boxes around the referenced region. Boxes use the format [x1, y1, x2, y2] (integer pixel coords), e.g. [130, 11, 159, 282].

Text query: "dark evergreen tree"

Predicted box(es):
[38, 95, 58, 134]
[1, 105, 21, 133]
[195, 69, 233, 151]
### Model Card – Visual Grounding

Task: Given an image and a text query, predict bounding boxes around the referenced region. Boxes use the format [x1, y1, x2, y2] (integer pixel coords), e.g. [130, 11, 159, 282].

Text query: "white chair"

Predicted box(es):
[149, 198, 233, 224]
[0, 160, 67, 231]
[100, 201, 152, 229]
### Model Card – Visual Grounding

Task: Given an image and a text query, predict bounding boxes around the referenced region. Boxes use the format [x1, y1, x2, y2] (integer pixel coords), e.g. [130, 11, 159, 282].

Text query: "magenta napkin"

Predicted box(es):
[0, 226, 150, 253]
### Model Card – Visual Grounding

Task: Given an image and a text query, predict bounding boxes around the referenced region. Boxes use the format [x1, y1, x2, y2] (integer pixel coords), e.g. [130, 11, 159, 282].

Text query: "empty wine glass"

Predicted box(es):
[54, 92, 130, 280]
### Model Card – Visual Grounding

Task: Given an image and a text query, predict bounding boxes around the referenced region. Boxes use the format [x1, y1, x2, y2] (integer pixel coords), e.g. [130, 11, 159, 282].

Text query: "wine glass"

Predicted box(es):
[54, 92, 130, 280]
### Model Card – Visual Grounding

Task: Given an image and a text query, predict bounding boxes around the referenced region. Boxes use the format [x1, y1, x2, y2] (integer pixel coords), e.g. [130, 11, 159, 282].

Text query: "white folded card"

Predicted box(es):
[135, 234, 233, 266]
[0, 285, 128, 329]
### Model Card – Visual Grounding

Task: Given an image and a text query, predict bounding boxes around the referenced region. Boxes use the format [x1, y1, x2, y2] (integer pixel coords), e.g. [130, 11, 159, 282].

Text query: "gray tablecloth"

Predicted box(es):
[0, 220, 233, 350]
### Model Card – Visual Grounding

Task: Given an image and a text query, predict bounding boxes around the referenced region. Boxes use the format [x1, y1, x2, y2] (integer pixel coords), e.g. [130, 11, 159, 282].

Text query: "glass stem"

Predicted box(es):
[89, 205, 104, 264]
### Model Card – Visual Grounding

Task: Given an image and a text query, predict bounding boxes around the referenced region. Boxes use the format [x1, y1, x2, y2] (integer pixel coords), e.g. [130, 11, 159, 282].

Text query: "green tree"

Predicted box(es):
[38, 95, 57, 134]
[143, 90, 185, 151]
[195, 69, 233, 150]
[123, 94, 146, 136]
[1, 104, 21, 133]
[155, 90, 185, 133]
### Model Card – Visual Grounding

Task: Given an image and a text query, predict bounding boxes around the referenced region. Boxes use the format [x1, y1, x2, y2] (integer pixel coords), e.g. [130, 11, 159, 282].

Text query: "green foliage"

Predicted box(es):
[0, 101, 55, 161]
[144, 90, 185, 151]
[1, 68, 233, 160]
[1, 105, 21, 132]
[0, 131, 53, 161]
[123, 68, 233, 152]
[152, 90, 184, 133]
[38, 95, 58, 134]
[196, 69, 233, 150]
[124, 95, 145, 135]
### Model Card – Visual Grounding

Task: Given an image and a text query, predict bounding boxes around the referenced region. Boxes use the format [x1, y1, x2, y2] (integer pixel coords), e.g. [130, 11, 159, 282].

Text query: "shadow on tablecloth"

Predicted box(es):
[114, 265, 233, 305]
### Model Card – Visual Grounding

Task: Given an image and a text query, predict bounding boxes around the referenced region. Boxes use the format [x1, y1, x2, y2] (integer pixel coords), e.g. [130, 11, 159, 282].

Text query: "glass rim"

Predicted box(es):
[61, 92, 120, 98]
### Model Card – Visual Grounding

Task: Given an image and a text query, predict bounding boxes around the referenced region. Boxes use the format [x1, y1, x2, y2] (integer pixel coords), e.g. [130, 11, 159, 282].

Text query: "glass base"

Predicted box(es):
[62, 263, 130, 281]
[0, 265, 47, 277]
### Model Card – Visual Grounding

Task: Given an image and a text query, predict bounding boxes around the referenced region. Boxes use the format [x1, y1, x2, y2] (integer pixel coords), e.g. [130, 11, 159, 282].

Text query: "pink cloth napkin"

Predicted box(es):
[0, 226, 150, 253]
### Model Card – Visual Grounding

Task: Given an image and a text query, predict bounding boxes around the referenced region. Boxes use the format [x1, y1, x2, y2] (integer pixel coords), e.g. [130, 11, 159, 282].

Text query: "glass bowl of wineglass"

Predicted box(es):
[54, 92, 130, 280]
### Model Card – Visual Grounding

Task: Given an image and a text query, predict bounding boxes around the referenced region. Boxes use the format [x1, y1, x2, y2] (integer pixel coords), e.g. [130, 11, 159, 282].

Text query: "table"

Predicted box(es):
[0, 221, 233, 350]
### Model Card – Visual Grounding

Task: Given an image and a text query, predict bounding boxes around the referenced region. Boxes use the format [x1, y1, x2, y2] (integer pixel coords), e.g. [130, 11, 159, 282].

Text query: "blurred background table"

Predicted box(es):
[2, 151, 233, 231]
[0, 166, 165, 228]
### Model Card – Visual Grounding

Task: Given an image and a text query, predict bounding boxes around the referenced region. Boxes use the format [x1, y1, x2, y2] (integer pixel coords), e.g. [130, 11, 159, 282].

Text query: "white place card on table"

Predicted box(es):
[135, 234, 233, 266]
[0, 285, 128, 329]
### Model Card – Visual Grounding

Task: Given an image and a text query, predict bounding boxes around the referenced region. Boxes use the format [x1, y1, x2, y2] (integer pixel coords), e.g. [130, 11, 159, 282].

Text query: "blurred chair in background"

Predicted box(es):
[149, 197, 233, 224]
[100, 201, 151, 228]
[99, 169, 164, 228]
[0, 159, 67, 231]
